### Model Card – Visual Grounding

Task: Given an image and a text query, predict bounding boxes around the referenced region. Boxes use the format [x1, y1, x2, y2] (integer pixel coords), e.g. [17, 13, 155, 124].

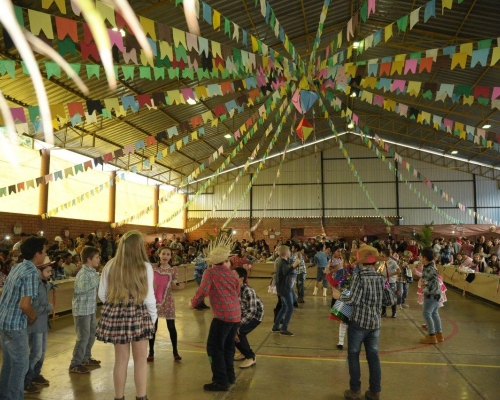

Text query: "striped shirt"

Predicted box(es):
[340, 267, 386, 330]
[72, 265, 99, 316]
[239, 284, 264, 326]
[191, 264, 241, 323]
[0, 260, 38, 331]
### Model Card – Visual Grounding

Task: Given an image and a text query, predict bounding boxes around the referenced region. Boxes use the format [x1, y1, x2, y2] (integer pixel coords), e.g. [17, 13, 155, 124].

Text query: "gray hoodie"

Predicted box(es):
[27, 279, 54, 334]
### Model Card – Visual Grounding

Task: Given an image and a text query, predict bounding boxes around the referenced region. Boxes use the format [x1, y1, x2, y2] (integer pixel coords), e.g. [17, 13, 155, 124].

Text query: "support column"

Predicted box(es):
[182, 194, 188, 230]
[473, 174, 478, 224]
[109, 171, 116, 223]
[320, 150, 325, 230]
[249, 173, 253, 228]
[153, 185, 159, 226]
[395, 162, 400, 224]
[38, 149, 50, 216]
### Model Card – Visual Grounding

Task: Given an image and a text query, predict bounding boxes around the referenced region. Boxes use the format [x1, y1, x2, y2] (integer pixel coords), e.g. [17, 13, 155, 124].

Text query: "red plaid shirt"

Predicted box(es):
[191, 265, 241, 323]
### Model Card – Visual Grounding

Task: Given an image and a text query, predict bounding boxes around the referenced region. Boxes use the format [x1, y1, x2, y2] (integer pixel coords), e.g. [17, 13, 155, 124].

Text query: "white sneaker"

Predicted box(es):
[234, 352, 245, 361]
[313, 288, 318, 296]
[239, 357, 256, 368]
[402, 304, 410, 309]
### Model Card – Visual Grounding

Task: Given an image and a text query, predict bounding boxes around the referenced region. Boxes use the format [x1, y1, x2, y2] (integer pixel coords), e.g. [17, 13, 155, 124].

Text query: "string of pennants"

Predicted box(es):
[9, 3, 298, 80]
[174, 0, 303, 70]
[325, 94, 499, 226]
[0, 88, 279, 198]
[221, 111, 294, 231]
[363, 135, 462, 224]
[0, 71, 283, 133]
[316, 0, 471, 69]
[323, 86, 500, 152]
[311, 0, 377, 75]
[157, 90, 291, 227]
[111, 84, 292, 228]
[250, 126, 292, 232]
[356, 76, 499, 109]
[318, 37, 500, 89]
[325, 118, 392, 226]
[42, 173, 125, 219]
[188, 100, 293, 233]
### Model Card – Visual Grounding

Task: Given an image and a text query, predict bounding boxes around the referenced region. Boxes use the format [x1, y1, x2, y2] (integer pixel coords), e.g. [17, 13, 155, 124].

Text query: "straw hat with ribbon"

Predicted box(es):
[205, 234, 234, 266]
[356, 245, 384, 265]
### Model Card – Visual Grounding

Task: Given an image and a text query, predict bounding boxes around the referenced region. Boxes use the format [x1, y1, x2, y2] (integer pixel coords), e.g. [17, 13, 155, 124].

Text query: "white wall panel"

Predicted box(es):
[398, 181, 473, 208]
[405, 159, 471, 181]
[476, 177, 500, 207]
[187, 142, 500, 224]
[255, 153, 320, 185]
[324, 159, 394, 183]
[400, 209, 475, 225]
[476, 208, 500, 224]
[325, 183, 396, 209]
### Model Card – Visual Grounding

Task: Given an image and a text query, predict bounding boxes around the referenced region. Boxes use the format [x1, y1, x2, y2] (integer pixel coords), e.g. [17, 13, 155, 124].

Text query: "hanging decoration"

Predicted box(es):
[42, 173, 125, 219]
[296, 117, 313, 141]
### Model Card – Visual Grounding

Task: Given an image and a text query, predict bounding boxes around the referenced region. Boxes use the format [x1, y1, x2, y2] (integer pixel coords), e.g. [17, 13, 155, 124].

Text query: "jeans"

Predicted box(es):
[0, 329, 29, 400]
[71, 314, 96, 367]
[235, 318, 261, 359]
[272, 291, 294, 332]
[25, 332, 47, 386]
[296, 273, 306, 299]
[347, 321, 382, 393]
[195, 275, 203, 286]
[206, 318, 238, 386]
[422, 297, 442, 335]
[316, 267, 328, 288]
[396, 282, 408, 305]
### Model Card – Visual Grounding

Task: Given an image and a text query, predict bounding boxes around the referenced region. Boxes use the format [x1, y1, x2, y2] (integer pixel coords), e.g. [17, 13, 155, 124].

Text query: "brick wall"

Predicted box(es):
[185, 217, 398, 246]
[0, 211, 181, 244]
[0, 212, 396, 247]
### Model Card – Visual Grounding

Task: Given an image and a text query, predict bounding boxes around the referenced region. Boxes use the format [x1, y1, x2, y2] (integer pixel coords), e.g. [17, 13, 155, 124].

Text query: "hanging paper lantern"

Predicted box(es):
[300, 90, 319, 113]
[489, 225, 496, 232]
[296, 117, 313, 141]
[386, 226, 392, 233]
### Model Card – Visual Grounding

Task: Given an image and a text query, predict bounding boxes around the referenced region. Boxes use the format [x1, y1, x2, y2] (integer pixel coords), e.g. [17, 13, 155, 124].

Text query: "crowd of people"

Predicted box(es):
[0, 229, 497, 400]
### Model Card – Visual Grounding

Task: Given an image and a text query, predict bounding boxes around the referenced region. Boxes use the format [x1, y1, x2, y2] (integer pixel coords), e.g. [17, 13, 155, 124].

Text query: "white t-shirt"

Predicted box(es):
[99, 260, 157, 324]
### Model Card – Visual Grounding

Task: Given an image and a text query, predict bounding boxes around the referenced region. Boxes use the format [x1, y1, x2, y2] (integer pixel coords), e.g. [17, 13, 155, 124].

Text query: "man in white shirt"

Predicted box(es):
[62, 254, 79, 277]
[12, 233, 27, 251]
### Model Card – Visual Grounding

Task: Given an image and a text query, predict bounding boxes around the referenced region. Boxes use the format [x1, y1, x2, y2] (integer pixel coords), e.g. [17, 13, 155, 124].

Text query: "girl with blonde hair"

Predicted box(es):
[96, 230, 157, 400]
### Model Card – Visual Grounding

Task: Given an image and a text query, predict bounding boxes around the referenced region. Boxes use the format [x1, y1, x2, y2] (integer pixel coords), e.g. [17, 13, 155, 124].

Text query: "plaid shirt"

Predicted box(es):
[0, 260, 38, 331]
[340, 267, 386, 330]
[191, 264, 241, 323]
[239, 284, 264, 326]
[72, 265, 99, 316]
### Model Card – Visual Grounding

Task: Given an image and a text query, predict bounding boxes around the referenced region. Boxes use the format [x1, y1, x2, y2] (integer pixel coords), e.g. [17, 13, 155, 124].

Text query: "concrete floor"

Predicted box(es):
[3, 278, 500, 400]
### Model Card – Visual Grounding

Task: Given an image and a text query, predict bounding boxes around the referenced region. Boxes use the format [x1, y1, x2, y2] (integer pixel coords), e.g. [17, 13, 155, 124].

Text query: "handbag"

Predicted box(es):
[268, 274, 277, 294]
[405, 267, 414, 283]
[382, 264, 397, 307]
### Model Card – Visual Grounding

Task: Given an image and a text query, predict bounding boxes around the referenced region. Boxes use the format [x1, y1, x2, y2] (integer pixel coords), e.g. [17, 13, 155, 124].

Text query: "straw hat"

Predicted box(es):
[205, 235, 233, 265]
[356, 245, 383, 264]
[37, 256, 55, 269]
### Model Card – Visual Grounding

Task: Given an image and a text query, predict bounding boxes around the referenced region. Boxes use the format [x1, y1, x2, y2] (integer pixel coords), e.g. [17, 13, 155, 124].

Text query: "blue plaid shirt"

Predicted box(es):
[0, 260, 39, 331]
[72, 265, 99, 316]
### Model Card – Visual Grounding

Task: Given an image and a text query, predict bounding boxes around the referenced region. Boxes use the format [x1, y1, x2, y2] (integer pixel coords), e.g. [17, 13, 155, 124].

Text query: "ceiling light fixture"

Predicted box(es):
[482, 124, 491, 129]
[348, 121, 354, 129]
[451, 150, 458, 155]
[353, 41, 360, 49]
[112, 27, 126, 37]
[186, 98, 197, 105]
[224, 134, 231, 139]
